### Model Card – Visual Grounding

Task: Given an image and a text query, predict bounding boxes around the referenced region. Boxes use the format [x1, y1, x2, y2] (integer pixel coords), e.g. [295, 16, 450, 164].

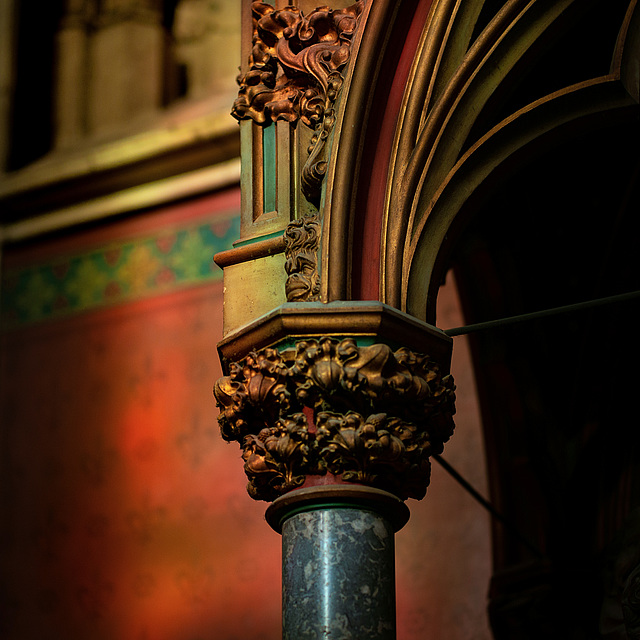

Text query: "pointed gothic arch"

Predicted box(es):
[320, 0, 639, 319]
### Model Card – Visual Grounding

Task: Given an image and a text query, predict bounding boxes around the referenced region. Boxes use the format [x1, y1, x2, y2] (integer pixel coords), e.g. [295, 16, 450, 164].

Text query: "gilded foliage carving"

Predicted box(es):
[284, 214, 321, 302]
[215, 348, 291, 442]
[242, 414, 319, 501]
[214, 337, 456, 501]
[232, 2, 363, 126]
[232, 1, 364, 200]
[315, 412, 431, 500]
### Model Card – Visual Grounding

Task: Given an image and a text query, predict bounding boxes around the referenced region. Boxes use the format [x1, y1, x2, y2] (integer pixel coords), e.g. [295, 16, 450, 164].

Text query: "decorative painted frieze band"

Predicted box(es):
[214, 337, 455, 502]
[1, 215, 239, 327]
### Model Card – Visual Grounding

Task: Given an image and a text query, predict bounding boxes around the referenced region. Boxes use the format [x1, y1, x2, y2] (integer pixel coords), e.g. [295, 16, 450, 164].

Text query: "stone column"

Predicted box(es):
[55, 1, 91, 148]
[54, 0, 164, 144]
[268, 485, 409, 640]
[172, 0, 240, 101]
[214, 302, 456, 639]
[216, 4, 457, 637]
[0, 0, 16, 170]
[88, 0, 163, 136]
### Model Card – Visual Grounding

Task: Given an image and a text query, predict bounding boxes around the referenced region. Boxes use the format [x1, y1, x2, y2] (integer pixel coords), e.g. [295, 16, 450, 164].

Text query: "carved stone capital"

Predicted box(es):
[215, 335, 455, 502]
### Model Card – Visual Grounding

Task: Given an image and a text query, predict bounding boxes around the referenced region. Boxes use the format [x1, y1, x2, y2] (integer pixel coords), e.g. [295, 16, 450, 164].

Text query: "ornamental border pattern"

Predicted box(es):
[1, 214, 240, 328]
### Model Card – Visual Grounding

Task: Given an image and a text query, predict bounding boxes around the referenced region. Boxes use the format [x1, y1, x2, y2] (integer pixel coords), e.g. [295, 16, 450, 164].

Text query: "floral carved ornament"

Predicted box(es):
[231, 1, 365, 200]
[214, 338, 456, 502]
[283, 213, 321, 302]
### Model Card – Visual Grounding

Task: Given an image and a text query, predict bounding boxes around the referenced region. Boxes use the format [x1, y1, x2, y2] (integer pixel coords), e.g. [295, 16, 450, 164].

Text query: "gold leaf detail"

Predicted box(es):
[214, 337, 456, 502]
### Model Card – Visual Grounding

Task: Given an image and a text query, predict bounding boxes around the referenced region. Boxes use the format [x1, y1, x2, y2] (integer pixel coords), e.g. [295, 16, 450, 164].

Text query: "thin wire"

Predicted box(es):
[444, 290, 640, 337]
[439, 291, 640, 554]
[433, 453, 543, 558]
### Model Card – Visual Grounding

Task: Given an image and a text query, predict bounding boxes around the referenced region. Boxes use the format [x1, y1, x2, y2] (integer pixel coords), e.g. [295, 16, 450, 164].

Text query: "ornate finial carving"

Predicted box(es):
[284, 214, 321, 302]
[232, 1, 365, 200]
[214, 338, 456, 502]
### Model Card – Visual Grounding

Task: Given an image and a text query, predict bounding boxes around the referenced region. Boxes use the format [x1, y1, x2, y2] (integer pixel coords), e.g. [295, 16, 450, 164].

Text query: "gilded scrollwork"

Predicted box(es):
[231, 1, 365, 200]
[284, 214, 321, 302]
[215, 347, 291, 442]
[214, 337, 456, 502]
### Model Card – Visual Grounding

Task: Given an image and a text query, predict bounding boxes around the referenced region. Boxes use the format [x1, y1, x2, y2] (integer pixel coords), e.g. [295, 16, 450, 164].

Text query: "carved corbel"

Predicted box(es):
[231, 1, 365, 201]
[215, 336, 455, 502]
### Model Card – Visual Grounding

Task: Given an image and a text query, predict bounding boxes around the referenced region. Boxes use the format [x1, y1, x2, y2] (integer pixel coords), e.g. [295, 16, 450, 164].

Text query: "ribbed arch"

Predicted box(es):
[405, 75, 638, 321]
[380, 0, 639, 320]
[319, 0, 638, 321]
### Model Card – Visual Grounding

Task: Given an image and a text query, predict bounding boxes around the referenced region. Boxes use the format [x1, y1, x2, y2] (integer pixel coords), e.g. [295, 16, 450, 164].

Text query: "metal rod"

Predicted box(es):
[444, 290, 640, 337]
[432, 453, 543, 559]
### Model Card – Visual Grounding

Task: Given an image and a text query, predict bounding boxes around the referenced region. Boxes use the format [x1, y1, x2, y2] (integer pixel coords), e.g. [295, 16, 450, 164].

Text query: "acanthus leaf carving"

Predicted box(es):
[242, 413, 321, 502]
[214, 348, 291, 442]
[232, 1, 364, 201]
[284, 213, 321, 302]
[214, 337, 456, 502]
[315, 412, 411, 488]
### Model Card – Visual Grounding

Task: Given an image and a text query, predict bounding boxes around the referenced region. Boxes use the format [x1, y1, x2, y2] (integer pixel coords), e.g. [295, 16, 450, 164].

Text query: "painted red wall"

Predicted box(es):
[1, 189, 280, 639]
